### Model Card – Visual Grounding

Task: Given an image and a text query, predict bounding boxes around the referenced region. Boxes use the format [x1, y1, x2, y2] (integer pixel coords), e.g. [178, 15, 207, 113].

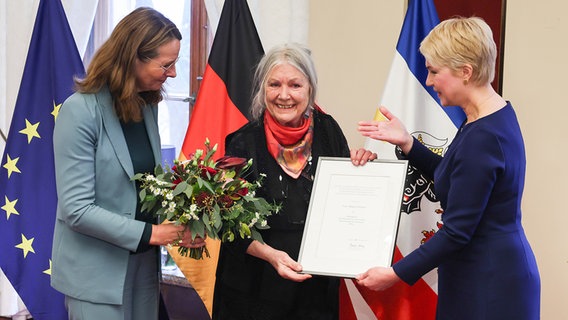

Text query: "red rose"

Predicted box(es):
[172, 177, 183, 186]
[198, 164, 218, 178]
[236, 187, 248, 197]
[172, 164, 184, 175]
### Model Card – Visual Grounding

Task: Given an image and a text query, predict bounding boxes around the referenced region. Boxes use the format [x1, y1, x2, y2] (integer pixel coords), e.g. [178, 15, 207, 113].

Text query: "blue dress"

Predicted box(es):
[392, 103, 540, 319]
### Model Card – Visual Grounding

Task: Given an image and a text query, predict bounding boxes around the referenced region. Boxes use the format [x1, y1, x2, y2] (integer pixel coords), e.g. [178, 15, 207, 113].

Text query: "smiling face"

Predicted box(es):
[425, 61, 465, 107]
[264, 63, 311, 127]
[135, 39, 180, 92]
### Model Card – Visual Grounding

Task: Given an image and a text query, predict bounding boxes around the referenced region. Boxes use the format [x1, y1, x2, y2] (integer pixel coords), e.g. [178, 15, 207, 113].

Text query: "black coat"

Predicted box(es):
[214, 109, 350, 319]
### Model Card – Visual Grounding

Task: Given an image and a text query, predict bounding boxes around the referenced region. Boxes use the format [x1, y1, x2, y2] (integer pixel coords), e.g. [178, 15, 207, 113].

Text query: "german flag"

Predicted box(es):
[170, 0, 264, 317]
[179, 0, 264, 161]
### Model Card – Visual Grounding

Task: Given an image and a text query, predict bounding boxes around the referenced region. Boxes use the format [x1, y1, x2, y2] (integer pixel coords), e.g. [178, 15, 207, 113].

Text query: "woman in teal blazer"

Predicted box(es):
[51, 8, 203, 320]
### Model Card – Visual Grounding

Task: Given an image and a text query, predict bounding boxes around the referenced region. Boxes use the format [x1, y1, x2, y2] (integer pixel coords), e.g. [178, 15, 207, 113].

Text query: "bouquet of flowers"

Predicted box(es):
[133, 139, 280, 259]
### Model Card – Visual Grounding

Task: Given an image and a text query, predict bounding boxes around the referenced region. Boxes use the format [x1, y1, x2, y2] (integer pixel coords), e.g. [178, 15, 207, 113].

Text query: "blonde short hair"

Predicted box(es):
[419, 16, 497, 85]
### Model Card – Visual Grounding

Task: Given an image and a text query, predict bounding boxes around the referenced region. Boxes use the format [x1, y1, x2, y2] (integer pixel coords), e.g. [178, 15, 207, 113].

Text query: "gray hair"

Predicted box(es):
[250, 43, 318, 120]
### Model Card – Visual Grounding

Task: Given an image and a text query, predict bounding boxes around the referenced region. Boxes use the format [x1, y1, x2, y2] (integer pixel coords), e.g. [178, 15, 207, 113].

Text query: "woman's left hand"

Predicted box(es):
[350, 148, 378, 166]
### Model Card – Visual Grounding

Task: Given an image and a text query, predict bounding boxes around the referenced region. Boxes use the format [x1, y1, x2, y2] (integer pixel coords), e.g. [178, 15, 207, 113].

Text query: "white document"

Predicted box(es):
[298, 157, 408, 278]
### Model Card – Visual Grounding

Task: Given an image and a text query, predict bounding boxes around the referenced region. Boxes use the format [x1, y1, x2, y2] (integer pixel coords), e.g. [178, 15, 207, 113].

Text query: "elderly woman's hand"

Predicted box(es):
[268, 249, 313, 282]
[246, 240, 312, 282]
[350, 148, 378, 166]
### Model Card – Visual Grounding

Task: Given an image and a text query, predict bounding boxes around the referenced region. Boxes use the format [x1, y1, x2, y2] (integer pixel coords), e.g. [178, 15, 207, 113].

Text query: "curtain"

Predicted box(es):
[204, 0, 309, 52]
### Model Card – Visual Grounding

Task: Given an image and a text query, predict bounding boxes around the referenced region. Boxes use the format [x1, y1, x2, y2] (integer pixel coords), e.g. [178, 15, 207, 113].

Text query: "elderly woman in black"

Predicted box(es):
[212, 43, 376, 320]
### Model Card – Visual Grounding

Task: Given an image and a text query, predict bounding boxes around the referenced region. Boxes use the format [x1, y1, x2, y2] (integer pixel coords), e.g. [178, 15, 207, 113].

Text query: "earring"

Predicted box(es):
[463, 79, 468, 85]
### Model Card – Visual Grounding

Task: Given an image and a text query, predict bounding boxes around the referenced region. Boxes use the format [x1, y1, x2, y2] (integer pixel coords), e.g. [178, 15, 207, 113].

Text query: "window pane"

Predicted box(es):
[110, 0, 191, 97]
[90, 0, 193, 157]
[151, 0, 191, 95]
[158, 99, 190, 158]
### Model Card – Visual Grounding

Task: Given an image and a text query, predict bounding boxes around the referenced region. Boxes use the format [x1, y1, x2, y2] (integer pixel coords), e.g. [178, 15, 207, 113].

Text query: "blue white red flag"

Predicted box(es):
[339, 0, 466, 318]
[0, 0, 84, 318]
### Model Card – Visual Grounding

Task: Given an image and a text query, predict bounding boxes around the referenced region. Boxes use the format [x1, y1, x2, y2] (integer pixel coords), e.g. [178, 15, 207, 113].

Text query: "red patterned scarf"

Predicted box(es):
[264, 111, 313, 179]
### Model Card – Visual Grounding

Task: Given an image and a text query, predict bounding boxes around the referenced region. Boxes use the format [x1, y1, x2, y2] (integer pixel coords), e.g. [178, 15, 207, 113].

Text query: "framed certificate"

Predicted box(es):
[298, 157, 408, 278]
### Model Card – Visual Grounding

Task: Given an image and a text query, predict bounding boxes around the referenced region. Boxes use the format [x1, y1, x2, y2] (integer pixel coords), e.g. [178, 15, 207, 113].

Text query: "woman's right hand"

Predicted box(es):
[358, 106, 414, 154]
[149, 223, 187, 247]
[246, 240, 312, 282]
[356, 266, 401, 291]
[269, 249, 313, 282]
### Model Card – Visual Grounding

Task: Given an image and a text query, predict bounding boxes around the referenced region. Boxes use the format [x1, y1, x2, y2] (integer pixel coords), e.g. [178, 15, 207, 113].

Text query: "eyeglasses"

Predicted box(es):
[144, 56, 179, 74]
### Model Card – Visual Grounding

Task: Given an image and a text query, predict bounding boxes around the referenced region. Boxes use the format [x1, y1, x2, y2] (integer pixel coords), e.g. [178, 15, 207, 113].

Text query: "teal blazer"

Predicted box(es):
[51, 87, 161, 304]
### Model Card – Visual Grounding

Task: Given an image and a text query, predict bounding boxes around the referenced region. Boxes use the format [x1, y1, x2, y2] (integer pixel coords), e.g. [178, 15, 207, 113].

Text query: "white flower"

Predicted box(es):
[248, 218, 258, 227]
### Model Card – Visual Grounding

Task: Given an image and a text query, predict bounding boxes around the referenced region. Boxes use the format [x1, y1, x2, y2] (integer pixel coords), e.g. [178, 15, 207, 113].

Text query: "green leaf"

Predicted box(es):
[202, 212, 210, 226]
[140, 200, 153, 213]
[201, 180, 215, 194]
[173, 181, 188, 197]
[189, 220, 206, 238]
[197, 176, 204, 188]
[183, 185, 193, 198]
[212, 206, 222, 228]
[251, 229, 264, 243]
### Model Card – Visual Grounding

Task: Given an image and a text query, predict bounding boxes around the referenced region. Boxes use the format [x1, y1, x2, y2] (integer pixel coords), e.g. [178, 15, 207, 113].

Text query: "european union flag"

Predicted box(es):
[0, 0, 84, 318]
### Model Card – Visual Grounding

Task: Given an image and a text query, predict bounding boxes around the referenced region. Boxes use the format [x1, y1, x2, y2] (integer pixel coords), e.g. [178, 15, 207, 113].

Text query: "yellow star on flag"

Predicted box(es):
[3, 155, 21, 178]
[43, 259, 53, 276]
[19, 119, 41, 143]
[52, 101, 62, 120]
[1, 196, 19, 220]
[15, 234, 35, 258]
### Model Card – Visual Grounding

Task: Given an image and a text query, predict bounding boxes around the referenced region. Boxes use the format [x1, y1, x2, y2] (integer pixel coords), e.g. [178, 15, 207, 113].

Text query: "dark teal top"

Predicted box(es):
[121, 118, 155, 253]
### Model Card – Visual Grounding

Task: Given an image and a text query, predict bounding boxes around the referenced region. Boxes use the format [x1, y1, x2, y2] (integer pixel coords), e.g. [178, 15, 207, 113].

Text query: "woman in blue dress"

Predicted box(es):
[356, 17, 540, 319]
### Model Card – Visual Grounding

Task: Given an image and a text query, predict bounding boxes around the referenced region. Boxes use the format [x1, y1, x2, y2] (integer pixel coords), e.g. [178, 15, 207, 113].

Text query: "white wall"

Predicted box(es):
[310, 1, 568, 319]
[504, 2, 568, 318]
